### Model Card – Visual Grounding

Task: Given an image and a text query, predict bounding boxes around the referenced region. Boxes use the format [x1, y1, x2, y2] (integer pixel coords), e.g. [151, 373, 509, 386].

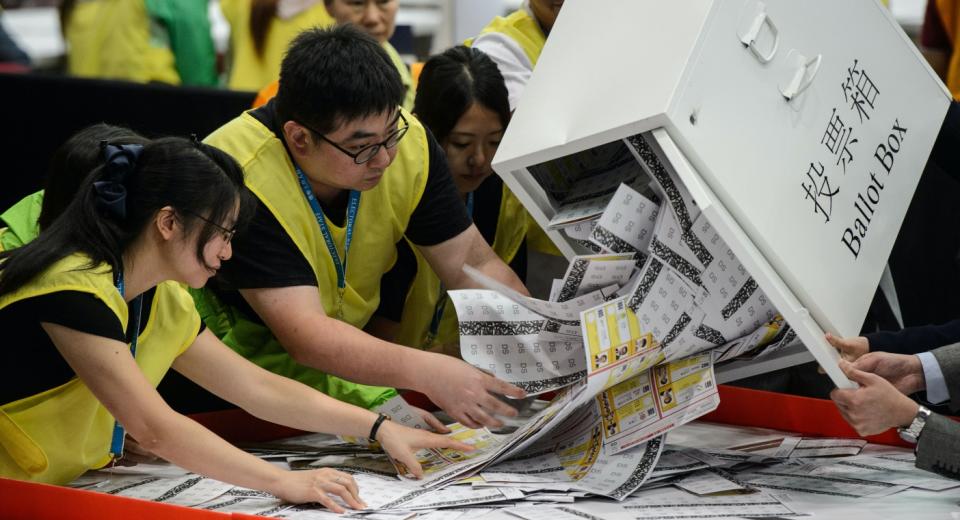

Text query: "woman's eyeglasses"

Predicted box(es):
[182, 211, 237, 243]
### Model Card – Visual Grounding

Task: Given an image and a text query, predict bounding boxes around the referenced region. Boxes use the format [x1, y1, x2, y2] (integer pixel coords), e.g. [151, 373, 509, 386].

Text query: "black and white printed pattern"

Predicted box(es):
[459, 320, 545, 337]
[104, 477, 163, 495]
[607, 435, 665, 500]
[660, 312, 692, 348]
[542, 320, 563, 334]
[627, 258, 663, 312]
[721, 278, 759, 320]
[680, 227, 714, 269]
[224, 489, 274, 498]
[541, 319, 582, 337]
[576, 238, 605, 254]
[556, 254, 636, 304]
[694, 324, 726, 346]
[453, 290, 587, 392]
[591, 225, 638, 254]
[625, 134, 697, 231]
[558, 259, 591, 302]
[517, 370, 588, 394]
[650, 238, 703, 286]
[201, 498, 248, 511]
[380, 486, 432, 510]
[752, 326, 798, 360]
[153, 477, 203, 502]
[553, 506, 608, 520]
[588, 183, 661, 255]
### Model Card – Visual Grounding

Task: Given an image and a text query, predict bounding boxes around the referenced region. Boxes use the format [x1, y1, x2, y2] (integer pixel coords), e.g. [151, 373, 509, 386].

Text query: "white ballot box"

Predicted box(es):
[493, 0, 951, 387]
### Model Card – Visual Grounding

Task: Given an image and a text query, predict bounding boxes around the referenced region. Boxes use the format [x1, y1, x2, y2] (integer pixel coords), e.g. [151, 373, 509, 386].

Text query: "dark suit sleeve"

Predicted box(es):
[929, 100, 960, 185]
[915, 413, 960, 480]
[931, 343, 960, 412]
[866, 319, 960, 355]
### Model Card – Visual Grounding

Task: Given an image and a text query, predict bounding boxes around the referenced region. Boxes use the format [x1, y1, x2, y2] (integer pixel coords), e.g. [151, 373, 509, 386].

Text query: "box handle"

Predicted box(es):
[778, 52, 822, 101]
[739, 6, 779, 63]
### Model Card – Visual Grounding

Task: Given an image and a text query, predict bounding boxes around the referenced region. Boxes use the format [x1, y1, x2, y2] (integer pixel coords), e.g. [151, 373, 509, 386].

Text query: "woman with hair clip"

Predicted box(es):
[221, 0, 334, 91]
[0, 124, 149, 251]
[372, 46, 530, 354]
[0, 136, 469, 512]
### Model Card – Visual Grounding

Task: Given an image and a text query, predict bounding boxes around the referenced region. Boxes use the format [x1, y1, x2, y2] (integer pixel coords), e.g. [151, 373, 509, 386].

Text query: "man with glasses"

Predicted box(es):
[198, 25, 528, 429]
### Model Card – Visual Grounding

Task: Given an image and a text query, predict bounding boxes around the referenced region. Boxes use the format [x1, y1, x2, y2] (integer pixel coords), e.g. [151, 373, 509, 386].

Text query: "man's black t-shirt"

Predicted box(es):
[0, 287, 203, 404]
[208, 101, 472, 323]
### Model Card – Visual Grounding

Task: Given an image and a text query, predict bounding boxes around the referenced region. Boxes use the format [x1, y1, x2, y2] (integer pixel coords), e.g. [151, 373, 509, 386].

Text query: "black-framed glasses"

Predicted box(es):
[183, 211, 237, 243]
[299, 111, 409, 165]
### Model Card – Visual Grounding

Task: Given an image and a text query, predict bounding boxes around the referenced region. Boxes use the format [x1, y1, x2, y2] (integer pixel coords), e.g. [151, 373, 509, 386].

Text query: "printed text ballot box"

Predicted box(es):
[492, 0, 950, 388]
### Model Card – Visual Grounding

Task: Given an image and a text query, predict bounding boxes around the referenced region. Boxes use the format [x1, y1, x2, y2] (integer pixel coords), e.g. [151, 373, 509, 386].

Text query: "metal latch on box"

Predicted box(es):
[778, 50, 822, 101]
[737, 1, 779, 63]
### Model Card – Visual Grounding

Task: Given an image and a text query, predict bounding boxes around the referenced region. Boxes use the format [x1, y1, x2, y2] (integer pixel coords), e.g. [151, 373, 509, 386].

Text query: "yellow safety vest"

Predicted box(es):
[382, 41, 415, 112]
[467, 8, 546, 66]
[197, 107, 428, 408]
[0, 254, 200, 484]
[221, 0, 334, 91]
[394, 185, 528, 350]
[64, 0, 180, 84]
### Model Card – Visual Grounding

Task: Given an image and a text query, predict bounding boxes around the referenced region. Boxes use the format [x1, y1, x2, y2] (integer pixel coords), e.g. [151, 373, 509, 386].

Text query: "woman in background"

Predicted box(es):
[221, 0, 334, 91]
[372, 46, 529, 354]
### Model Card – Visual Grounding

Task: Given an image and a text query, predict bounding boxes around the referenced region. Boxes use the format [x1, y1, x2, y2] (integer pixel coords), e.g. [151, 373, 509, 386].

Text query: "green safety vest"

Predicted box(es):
[0, 192, 42, 252]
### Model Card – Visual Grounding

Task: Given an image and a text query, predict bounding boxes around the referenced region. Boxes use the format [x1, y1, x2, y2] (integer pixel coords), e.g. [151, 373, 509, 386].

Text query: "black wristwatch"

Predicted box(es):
[898, 405, 932, 444]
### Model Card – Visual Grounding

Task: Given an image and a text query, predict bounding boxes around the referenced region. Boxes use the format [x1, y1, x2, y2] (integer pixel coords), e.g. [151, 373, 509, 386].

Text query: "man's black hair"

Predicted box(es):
[276, 24, 405, 136]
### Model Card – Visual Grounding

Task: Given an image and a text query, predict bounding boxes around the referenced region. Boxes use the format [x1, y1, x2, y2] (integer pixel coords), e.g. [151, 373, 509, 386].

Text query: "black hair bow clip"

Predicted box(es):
[93, 143, 144, 220]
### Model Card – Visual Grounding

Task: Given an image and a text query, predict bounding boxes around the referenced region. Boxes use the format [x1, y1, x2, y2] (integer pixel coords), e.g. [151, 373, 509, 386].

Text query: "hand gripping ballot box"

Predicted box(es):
[493, 0, 951, 387]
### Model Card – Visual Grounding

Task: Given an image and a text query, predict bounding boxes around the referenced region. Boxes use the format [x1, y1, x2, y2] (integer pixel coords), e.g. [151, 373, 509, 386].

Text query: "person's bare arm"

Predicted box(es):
[417, 224, 528, 295]
[241, 285, 525, 428]
[173, 329, 469, 473]
[43, 323, 362, 510]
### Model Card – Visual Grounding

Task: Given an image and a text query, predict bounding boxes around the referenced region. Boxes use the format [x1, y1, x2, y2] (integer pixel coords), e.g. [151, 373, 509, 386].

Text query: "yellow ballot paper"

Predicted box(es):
[582, 296, 663, 389]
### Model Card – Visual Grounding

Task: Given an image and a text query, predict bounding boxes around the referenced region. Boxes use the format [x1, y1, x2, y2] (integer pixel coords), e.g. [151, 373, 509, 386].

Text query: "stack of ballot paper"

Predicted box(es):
[70, 426, 960, 519]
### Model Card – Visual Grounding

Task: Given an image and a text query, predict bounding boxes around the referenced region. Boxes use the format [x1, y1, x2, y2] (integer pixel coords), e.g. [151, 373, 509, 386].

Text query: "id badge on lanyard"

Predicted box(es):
[109, 270, 143, 462]
[294, 165, 360, 320]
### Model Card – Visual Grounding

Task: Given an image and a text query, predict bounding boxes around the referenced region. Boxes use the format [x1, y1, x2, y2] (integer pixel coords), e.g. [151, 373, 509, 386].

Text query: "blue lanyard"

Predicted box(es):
[294, 165, 360, 319]
[466, 192, 475, 223]
[109, 270, 143, 461]
[425, 192, 474, 345]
